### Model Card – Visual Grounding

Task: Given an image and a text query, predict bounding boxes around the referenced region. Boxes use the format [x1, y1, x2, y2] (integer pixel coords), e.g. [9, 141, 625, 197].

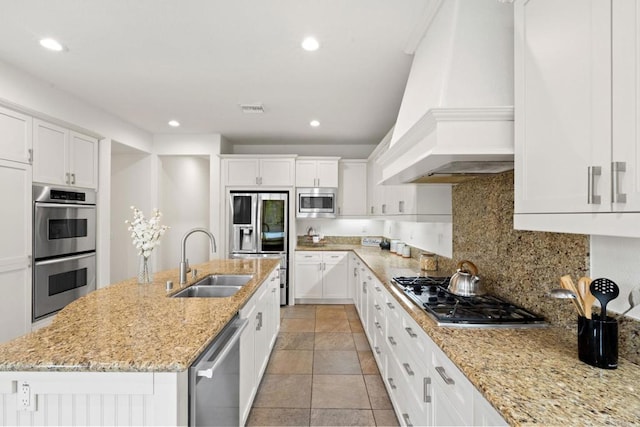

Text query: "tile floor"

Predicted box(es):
[247, 304, 399, 427]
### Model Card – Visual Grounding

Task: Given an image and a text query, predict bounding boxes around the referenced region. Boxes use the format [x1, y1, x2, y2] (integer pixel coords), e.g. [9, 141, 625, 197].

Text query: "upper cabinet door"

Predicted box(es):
[0, 106, 32, 165]
[338, 160, 367, 216]
[69, 131, 98, 189]
[612, 0, 640, 212]
[225, 158, 260, 186]
[315, 160, 338, 188]
[33, 119, 69, 186]
[295, 160, 317, 187]
[514, 0, 612, 214]
[259, 158, 294, 186]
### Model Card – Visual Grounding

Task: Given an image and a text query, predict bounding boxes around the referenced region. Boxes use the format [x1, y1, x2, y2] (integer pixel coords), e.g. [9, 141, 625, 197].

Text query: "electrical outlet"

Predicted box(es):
[18, 382, 35, 411]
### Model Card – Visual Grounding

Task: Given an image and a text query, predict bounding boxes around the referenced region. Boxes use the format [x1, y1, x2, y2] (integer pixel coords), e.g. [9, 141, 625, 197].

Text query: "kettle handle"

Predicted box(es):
[456, 260, 478, 276]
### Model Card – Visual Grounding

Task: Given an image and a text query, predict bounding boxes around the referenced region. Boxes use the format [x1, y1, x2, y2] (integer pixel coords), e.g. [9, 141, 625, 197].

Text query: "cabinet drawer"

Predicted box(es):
[295, 252, 322, 262]
[322, 251, 347, 261]
[431, 345, 473, 417]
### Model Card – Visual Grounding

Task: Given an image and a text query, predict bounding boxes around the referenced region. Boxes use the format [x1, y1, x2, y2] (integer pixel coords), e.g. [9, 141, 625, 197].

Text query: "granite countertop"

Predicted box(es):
[0, 258, 279, 373]
[298, 245, 640, 426]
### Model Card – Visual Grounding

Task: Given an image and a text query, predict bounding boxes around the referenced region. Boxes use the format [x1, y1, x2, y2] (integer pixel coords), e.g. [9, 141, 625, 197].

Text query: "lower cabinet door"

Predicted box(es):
[239, 305, 256, 424]
[295, 260, 323, 298]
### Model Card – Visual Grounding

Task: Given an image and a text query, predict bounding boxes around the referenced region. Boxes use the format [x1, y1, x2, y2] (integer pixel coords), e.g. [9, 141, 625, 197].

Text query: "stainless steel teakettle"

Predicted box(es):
[448, 260, 485, 297]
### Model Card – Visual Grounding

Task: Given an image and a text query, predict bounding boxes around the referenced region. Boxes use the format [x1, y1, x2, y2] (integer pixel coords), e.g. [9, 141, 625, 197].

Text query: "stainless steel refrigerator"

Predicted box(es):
[229, 192, 288, 304]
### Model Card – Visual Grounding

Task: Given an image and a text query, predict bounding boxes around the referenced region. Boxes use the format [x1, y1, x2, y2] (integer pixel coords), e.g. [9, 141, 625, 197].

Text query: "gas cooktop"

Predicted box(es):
[392, 276, 546, 328]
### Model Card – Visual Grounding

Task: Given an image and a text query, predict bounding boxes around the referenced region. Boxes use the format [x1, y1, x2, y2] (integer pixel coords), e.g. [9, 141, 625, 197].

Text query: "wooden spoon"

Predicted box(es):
[578, 277, 595, 319]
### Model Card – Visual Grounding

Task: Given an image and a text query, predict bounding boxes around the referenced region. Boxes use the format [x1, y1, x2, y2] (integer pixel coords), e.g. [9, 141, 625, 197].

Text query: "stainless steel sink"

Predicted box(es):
[170, 274, 253, 298]
[193, 274, 253, 287]
[172, 285, 242, 298]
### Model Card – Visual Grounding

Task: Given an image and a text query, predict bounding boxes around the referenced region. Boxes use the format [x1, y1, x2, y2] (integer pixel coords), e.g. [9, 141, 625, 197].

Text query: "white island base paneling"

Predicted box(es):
[0, 371, 187, 426]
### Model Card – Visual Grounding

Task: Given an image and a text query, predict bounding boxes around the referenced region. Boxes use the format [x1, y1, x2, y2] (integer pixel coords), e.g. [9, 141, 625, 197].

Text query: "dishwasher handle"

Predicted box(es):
[196, 318, 248, 379]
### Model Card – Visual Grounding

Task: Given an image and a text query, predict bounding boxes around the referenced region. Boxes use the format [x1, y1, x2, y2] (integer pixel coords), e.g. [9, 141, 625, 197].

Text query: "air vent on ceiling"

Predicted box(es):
[239, 104, 265, 114]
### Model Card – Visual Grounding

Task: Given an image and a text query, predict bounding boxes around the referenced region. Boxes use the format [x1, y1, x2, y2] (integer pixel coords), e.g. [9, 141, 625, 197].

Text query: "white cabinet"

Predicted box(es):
[514, 0, 640, 236]
[0, 159, 31, 343]
[294, 251, 349, 300]
[351, 253, 508, 427]
[0, 106, 32, 165]
[338, 160, 367, 216]
[33, 119, 98, 189]
[239, 268, 280, 425]
[223, 156, 295, 187]
[295, 157, 339, 188]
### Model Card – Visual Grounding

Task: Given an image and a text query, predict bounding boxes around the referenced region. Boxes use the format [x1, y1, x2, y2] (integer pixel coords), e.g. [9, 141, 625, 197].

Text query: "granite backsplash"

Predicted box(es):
[417, 171, 639, 364]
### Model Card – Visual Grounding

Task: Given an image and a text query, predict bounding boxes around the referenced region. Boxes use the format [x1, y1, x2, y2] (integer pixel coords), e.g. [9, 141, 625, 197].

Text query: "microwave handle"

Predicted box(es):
[34, 252, 96, 266]
[34, 203, 96, 209]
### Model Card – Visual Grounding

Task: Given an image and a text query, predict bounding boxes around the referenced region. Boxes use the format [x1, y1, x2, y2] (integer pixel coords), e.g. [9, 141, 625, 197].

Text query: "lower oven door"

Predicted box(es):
[33, 252, 96, 320]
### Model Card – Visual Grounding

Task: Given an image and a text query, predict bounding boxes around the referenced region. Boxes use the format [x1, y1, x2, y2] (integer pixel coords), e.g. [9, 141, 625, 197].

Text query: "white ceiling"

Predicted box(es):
[0, 0, 429, 146]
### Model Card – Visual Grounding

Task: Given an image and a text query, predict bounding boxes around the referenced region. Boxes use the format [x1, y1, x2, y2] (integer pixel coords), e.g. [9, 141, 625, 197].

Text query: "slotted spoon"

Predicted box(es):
[590, 278, 620, 318]
[621, 286, 640, 316]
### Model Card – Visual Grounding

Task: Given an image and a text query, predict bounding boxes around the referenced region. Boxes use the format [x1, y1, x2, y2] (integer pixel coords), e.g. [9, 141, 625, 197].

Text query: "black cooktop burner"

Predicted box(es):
[392, 276, 545, 328]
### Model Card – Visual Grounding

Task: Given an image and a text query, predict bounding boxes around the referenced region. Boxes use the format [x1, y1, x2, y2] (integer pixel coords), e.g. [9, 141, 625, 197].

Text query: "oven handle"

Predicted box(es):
[34, 252, 96, 266]
[34, 203, 96, 209]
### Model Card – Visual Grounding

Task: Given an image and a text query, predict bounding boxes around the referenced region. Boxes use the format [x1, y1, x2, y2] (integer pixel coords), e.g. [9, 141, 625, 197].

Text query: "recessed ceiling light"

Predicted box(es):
[39, 38, 65, 52]
[310, 120, 320, 127]
[168, 120, 180, 127]
[301, 37, 320, 51]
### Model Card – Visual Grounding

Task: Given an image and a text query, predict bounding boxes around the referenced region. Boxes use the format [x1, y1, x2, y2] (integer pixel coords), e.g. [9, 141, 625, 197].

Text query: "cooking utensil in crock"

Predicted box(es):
[560, 275, 585, 317]
[621, 286, 640, 316]
[448, 260, 484, 296]
[578, 277, 595, 319]
[548, 288, 584, 316]
[590, 278, 620, 318]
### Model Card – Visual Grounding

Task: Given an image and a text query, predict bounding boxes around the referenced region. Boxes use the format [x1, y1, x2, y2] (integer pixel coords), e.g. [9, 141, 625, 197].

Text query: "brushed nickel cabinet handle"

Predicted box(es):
[423, 377, 432, 403]
[403, 362, 414, 376]
[402, 413, 413, 427]
[28, 148, 32, 164]
[612, 161, 627, 203]
[386, 302, 395, 309]
[405, 327, 417, 338]
[71, 173, 76, 185]
[388, 336, 397, 346]
[587, 166, 602, 204]
[387, 377, 397, 390]
[435, 366, 455, 385]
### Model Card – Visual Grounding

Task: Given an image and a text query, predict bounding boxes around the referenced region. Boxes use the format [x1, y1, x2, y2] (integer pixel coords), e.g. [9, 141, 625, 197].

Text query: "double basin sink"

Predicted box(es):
[171, 274, 253, 298]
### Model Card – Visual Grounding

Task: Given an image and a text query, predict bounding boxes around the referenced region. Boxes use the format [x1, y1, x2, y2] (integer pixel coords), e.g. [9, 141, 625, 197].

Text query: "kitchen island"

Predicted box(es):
[300, 244, 640, 426]
[0, 258, 279, 425]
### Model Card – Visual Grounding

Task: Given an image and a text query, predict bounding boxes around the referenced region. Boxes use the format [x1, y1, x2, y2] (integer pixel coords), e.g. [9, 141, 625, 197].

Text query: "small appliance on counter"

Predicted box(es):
[393, 276, 545, 328]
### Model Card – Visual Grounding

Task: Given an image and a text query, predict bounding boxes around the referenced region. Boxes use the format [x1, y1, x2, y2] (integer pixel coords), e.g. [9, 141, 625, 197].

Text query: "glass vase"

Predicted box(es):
[138, 255, 153, 284]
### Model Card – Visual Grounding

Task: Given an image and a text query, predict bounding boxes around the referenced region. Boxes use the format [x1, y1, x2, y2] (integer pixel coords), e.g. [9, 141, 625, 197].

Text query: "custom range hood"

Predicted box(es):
[378, 0, 515, 185]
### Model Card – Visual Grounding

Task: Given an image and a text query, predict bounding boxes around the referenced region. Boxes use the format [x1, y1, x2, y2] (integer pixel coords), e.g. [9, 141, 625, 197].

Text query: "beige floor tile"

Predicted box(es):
[267, 350, 313, 374]
[312, 374, 371, 409]
[314, 332, 355, 351]
[280, 318, 316, 332]
[315, 318, 352, 333]
[364, 375, 393, 410]
[253, 374, 312, 408]
[358, 350, 379, 375]
[373, 409, 399, 426]
[317, 310, 348, 321]
[316, 304, 346, 311]
[247, 408, 311, 426]
[346, 309, 360, 320]
[275, 332, 315, 350]
[349, 319, 365, 333]
[310, 409, 376, 426]
[352, 332, 372, 351]
[282, 305, 317, 319]
[313, 350, 362, 375]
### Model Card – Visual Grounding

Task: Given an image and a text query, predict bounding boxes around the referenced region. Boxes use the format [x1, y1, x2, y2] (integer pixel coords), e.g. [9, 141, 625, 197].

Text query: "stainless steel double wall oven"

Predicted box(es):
[33, 185, 97, 321]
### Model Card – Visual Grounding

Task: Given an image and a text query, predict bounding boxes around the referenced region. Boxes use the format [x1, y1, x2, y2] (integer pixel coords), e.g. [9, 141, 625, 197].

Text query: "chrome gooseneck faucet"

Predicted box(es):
[179, 228, 217, 284]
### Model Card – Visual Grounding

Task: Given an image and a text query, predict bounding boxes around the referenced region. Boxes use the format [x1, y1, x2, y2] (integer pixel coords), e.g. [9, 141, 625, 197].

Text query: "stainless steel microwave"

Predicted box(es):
[296, 187, 337, 218]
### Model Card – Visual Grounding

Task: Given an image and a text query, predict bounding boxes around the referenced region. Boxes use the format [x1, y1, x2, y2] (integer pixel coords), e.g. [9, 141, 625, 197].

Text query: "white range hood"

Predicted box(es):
[378, 0, 515, 184]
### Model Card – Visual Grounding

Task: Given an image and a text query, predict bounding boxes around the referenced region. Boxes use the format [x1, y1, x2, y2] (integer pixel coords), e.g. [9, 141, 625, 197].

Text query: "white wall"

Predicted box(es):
[158, 156, 210, 270]
[0, 59, 151, 152]
[296, 219, 384, 238]
[231, 143, 375, 159]
[590, 236, 640, 320]
[384, 220, 452, 258]
[110, 149, 154, 284]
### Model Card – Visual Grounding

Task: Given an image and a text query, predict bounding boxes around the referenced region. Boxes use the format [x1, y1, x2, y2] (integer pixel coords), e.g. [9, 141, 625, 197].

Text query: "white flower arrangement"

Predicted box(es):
[125, 206, 169, 258]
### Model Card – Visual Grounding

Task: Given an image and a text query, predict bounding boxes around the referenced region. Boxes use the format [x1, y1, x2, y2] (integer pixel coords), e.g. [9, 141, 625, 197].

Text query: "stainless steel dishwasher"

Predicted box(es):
[189, 315, 248, 426]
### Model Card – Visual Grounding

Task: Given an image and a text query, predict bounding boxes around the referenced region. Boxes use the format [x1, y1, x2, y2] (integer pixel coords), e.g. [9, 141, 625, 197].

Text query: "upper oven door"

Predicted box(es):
[34, 203, 96, 259]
